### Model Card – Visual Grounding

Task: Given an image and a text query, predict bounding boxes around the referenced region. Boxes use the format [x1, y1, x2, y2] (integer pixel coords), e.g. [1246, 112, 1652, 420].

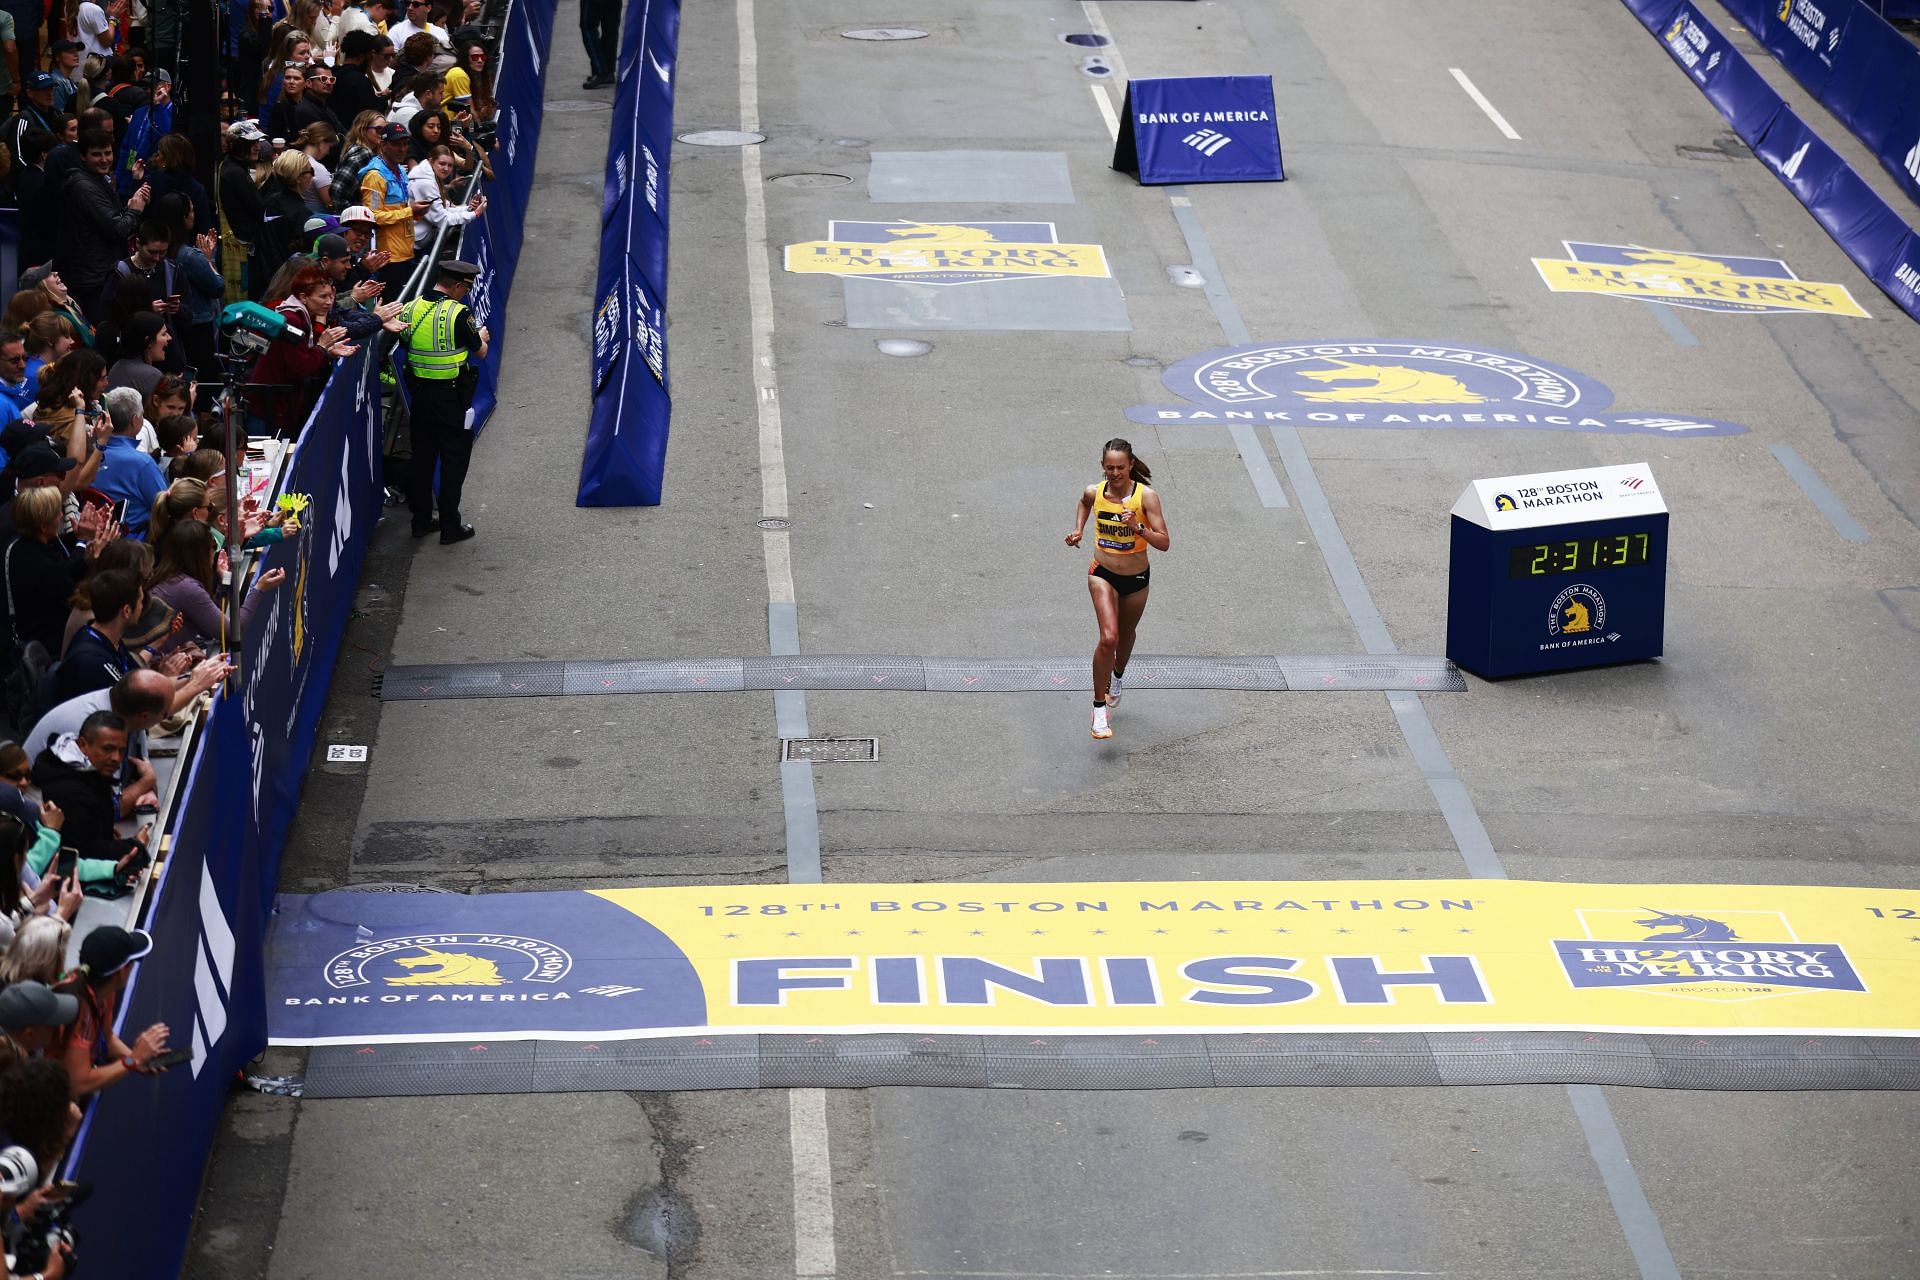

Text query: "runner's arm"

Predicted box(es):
[1136, 487, 1170, 552]
[1064, 485, 1095, 547]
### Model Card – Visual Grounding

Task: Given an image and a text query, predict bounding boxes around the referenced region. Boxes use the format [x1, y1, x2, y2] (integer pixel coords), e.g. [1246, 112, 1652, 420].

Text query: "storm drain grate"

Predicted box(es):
[782, 737, 880, 763]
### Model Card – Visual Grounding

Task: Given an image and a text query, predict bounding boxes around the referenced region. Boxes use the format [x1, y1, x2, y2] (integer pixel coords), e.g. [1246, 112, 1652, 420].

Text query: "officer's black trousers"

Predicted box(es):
[406, 377, 473, 529]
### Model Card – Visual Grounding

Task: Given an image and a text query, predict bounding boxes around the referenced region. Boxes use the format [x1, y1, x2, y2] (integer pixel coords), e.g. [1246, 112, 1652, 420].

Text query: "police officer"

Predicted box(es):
[400, 259, 489, 544]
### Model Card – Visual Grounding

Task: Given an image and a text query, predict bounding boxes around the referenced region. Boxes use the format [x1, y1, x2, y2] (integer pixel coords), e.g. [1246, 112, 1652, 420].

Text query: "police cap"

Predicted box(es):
[437, 260, 482, 283]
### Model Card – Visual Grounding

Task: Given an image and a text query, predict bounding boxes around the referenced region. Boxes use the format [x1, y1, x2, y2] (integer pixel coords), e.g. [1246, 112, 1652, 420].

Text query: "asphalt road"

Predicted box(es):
[188, 1, 1920, 1278]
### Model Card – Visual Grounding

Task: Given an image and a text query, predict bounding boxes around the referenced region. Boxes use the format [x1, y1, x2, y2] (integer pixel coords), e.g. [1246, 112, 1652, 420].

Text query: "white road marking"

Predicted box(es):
[1448, 67, 1521, 140]
[738, 0, 835, 1272]
[1090, 83, 1120, 140]
[789, 1087, 838, 1279]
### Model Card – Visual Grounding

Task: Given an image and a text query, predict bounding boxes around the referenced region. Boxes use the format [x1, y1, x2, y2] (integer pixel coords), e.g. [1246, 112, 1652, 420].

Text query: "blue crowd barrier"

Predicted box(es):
[1714, 0, 1920, 211]
[578, 0, 678, 507]
[456, 0, 558, 433]
[1627, 0, 1920, 323]
[61, 347, 384, 1279]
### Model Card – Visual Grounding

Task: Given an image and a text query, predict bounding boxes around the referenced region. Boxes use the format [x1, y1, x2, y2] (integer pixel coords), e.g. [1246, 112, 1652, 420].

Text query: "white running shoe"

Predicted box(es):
[1091, 704, 1113, 739]
[1107, 673, 1123, 707]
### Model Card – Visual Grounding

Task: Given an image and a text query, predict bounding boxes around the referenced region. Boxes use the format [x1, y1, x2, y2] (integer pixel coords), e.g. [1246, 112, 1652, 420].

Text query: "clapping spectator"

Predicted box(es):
[358, 120, 426, 289]
[2, 484, 92, 662]
[55, 129, 151, 314]
[148, 517, 282, 652]
[30, 713, 153, 901]
[58, 924, 168, 1095]
[248, 264, 355, 431]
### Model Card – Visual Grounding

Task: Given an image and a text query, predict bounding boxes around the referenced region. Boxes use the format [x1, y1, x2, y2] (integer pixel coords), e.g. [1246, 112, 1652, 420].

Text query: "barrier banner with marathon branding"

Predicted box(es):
[268, 880, 1920, 1043]
[578, 0, 678, 506]
[1715, 0, 1920, 210]
[1627, 0, 1920, 325]
[454, 0, 557, 433]
[1112, 76, 1284, 185]
[63, 348, 387, 1278]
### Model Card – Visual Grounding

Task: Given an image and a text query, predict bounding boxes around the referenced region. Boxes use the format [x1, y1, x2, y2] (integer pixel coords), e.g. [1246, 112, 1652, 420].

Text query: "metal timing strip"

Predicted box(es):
[300, 1030, 1920, 1098]
[374, 654, 1467, 701]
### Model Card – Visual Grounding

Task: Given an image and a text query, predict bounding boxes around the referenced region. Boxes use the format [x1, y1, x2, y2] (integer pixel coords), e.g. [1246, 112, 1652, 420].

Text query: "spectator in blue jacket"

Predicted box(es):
[92, 388, 168, 538]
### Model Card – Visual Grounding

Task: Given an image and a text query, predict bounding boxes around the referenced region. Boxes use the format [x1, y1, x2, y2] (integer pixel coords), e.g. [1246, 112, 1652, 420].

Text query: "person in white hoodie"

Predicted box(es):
[407, 144, 485, 247]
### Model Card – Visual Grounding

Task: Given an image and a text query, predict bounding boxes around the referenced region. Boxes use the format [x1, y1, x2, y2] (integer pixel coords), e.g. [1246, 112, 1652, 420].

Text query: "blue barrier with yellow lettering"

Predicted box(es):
[578, 0, 678, 506]
[1629, 0, 1920, 323]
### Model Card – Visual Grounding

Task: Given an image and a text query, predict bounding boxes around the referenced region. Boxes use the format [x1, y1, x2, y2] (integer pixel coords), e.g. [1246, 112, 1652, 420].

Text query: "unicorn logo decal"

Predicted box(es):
[1294, 360, 1490, 405]
[1635, 910, 1739, 942]
[386, 949, 508, 987]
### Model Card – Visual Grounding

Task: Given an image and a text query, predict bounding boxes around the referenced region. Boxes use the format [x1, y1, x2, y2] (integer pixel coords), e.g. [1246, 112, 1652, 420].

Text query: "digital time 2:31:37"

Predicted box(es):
[1508, 532, 1652, 580]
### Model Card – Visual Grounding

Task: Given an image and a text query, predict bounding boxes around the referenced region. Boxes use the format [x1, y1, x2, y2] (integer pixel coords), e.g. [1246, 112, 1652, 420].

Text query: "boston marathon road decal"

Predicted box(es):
[784, 220, 1111, 285]
[1533, 242, 1870, 317]
[266, 880, 1918, 1045]
[1126, 341, 1748, 436]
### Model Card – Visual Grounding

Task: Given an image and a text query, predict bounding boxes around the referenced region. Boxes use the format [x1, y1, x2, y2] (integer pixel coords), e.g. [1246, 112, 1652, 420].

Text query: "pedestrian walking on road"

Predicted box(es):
[398, 257, 488, 544]
[1065, 438, 1168, 740]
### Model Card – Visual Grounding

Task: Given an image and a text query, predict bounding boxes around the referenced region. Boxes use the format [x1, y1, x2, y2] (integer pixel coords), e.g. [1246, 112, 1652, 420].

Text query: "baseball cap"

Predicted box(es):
[11, 441, 77, 480]
[79, 926, 154, 978]
[0, 982, 79, 1032]
[147, 68, 173, 85]
[315, 233, 352, 260]
[0, 782, 40, 830]
[26, 71, 58, 91]
[0, 419, 50, 459]
[378, 121, 410, 143]
[337, 204, 377, 226]
[227, 119, 267, 143]
[49, 37, 83, 54]
[303, 213, 341, 236]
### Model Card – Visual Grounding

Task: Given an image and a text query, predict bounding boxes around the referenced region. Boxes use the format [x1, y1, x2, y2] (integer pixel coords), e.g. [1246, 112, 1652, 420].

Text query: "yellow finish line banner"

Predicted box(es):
[268, 881, 1920, 1044]
[590, 880, 1918, 1038]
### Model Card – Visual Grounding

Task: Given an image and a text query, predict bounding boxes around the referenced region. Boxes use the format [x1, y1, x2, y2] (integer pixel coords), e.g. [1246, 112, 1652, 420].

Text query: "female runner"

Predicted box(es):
[1065, 438, 1169, 740]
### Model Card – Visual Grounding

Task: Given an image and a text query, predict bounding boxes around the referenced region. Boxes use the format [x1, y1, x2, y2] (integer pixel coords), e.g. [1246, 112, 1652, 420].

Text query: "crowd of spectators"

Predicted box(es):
[0, 0, 501, 1269]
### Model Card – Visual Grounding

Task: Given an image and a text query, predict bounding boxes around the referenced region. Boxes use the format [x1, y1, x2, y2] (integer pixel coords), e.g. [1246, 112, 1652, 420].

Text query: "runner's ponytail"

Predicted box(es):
[1102, 437, 1151, 486]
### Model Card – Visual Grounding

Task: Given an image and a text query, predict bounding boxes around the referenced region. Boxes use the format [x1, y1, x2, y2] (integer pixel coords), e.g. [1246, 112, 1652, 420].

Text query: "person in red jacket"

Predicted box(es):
[246, 264, 357, 435]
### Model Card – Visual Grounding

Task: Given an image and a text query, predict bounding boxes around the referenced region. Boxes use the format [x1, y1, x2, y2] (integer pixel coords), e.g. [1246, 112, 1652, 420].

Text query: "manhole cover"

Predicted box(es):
[547, 99, 611, 112]
[842, 27, 927, 40]
[678, 129, 766, 146]
[876, 339, 932, 357]
[770, 172, 854, 187]
[782, 737, 881, 763]
[1060, 32, 1110, 46]
[1082, 57, 1113, 77]
[757, 516, 791, 530]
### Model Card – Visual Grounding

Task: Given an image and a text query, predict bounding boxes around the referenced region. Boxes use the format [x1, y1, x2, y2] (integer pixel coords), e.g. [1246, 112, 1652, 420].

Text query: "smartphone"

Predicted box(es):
[168, 294, 183, 309]
[148, 1047, 193, 1071]
[54, 847, 77, 881]
[113, 499, 129, 524]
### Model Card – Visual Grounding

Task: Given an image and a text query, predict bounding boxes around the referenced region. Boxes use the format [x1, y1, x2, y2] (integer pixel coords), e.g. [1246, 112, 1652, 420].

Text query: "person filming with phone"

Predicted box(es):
[56, 924, 170, 1099]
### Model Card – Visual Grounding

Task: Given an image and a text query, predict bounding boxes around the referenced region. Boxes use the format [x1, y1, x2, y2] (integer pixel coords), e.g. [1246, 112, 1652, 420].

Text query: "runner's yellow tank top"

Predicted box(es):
[1092, 481, 1150, 556]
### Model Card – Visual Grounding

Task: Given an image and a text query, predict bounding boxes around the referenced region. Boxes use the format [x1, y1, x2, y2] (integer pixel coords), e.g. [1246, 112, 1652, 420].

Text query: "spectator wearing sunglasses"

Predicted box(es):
[386, 0, 446, 51]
